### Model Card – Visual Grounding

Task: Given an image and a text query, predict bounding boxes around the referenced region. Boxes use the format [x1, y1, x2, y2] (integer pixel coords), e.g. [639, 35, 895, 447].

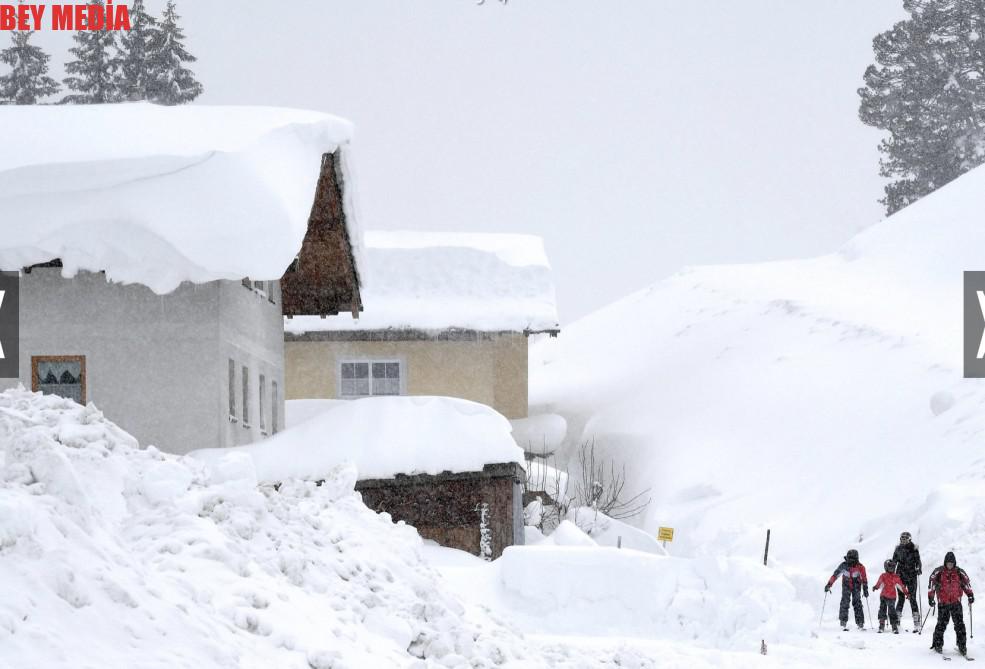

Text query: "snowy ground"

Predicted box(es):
[526, 157, 985, 662]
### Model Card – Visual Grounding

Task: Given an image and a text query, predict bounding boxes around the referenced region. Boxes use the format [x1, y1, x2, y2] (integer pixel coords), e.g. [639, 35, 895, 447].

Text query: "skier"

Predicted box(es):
[873, 559, 909, 633]
[825, 548, 869, 630]
[892, 530, 922, 629]
[928, 551, 975, 657]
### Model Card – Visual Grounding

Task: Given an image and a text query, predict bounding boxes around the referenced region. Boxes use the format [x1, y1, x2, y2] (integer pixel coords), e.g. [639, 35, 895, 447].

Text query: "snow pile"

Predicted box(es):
[0, 104, 358, 293]
[496, 547, 811, 646]
[530, 163, 985, 588]
[567, 507, 667, 555]
[0, 387, 544, 669]
[511, 413, 567, 453]
[286, 231, 559, 333]
[194, 395, 524, 483]
[284, 398, 346, 428]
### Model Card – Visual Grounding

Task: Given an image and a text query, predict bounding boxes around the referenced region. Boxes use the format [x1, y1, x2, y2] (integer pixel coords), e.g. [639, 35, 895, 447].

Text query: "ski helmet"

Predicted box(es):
[884, 559, 895, 572]
[846, 549, 859, 562]
[900, 531, 912, 543]
[945, 551, 957, 567]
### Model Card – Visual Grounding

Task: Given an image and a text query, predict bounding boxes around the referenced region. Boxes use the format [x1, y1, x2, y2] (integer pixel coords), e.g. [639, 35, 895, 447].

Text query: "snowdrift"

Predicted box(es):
[496, 547, 812, 647]
[530, 164, 985, 591]
[0, 388, 531, 668]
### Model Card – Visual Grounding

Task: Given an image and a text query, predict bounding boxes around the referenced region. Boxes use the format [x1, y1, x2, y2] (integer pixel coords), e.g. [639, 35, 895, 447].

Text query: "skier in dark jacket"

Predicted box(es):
[825, 548, 869, 630]
[892, 530, 922, 628]
[928, 551, 975, 656]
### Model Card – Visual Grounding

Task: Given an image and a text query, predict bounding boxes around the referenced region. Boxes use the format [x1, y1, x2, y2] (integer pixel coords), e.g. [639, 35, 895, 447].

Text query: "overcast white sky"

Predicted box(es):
[33, 1, 907, 323]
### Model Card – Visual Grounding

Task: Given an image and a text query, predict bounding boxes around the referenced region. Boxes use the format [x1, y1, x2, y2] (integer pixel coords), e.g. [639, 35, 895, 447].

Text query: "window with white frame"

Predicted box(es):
[339, 360, 402, 398]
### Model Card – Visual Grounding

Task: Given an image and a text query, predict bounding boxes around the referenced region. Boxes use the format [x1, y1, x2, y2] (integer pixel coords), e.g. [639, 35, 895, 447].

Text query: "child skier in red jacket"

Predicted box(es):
[873, 559, 909, 633]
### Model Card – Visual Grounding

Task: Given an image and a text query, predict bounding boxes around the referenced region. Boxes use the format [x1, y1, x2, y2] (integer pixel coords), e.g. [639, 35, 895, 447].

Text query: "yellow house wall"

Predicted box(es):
[285, 334, 528, 419]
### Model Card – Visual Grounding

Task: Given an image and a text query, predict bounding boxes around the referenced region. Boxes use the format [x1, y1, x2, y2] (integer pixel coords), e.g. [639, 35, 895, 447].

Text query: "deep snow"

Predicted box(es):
[529, 161, 985, 649]
[0, 104, 359, 293]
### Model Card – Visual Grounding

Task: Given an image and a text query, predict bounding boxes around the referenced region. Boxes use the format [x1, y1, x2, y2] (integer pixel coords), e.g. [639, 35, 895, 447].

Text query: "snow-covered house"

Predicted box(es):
[0, 104, 361, 455]
[284, 231, 559, 419]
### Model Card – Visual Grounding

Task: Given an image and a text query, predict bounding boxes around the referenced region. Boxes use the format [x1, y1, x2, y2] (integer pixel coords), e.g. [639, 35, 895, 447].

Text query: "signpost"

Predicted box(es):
[658, 526, 674, 550]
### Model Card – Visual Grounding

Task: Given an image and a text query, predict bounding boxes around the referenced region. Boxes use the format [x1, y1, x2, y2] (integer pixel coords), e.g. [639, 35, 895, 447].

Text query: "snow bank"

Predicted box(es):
[285, 231, 559, 333]
[568, 507, 667, 555]
[530, 163, 985, 596]
[0, 387, 551, 668]
[193, 395, 524, 484]
[0, 104, 358, 293]
[511, 413, 567, 453]
[496, 546, 812, 647]
[284, 398, 345, 427]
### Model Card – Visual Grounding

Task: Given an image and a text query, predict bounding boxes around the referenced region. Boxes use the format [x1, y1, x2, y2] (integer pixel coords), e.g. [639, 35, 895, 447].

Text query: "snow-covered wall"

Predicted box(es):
[2, 269, 284, 454]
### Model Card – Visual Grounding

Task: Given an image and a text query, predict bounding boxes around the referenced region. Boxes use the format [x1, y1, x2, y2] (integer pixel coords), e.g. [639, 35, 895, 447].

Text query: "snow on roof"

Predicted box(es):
[0, 103, 359, 294]
[285, 230, 559, 334]
[193, 395, 524, 483]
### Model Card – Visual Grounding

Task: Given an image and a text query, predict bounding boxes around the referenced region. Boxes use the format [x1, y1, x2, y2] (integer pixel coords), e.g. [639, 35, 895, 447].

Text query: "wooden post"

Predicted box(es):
[763, 529, 771, 566]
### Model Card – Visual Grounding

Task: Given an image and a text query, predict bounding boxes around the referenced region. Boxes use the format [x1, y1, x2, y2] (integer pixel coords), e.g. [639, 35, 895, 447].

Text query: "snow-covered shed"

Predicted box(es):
[284, 231, 559, 419]
[0, 103, 362, 454]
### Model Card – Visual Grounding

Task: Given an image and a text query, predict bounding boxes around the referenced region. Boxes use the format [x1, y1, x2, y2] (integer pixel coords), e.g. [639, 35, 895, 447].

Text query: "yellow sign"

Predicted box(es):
[657, 527, 674, 542]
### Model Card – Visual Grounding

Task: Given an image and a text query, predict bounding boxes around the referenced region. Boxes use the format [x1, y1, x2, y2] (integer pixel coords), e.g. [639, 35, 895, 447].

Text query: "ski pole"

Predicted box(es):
[866, 592, 874, 629]
[919, 603, 935, 635]
[970, 602, 973, 639]
[918, 575, 922, 619]
[819, 590, 829, 628]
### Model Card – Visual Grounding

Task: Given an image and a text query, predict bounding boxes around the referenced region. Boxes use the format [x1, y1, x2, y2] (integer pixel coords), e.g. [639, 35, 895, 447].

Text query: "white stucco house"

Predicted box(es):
[0, 104, 362, 455]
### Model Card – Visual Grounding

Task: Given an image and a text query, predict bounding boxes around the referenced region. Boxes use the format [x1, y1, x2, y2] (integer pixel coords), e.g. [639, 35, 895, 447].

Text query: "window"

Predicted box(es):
[228, 359, 236, 420]
[272, 381, 279, 434]
[340, 360, 402, 398]
[242, 365, 250, 427]
[259, 374, 266, 433]
[32, 355, 86, 404]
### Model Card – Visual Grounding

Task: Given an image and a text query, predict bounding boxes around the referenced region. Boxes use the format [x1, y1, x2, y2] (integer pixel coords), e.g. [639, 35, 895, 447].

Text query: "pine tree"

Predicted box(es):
[0, 29, 60, 104]
[859, 0, 985, 215]
[62, 0, 122, 104]
[147, 0, 202, 105]
[118, 0, 158, 101]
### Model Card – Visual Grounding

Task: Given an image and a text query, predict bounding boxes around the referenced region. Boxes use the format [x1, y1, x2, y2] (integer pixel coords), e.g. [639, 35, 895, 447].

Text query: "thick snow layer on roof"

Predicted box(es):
[285, 230, 559, 334]
[193, 395, 524, 483]
[0, 103, 358, 294]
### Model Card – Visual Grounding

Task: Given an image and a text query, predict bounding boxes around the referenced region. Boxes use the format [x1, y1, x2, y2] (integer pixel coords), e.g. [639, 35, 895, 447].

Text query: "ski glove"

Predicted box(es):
[969, 595, 975, 605]
[824, 585, 831, 594]
[929, 595, 936, 607]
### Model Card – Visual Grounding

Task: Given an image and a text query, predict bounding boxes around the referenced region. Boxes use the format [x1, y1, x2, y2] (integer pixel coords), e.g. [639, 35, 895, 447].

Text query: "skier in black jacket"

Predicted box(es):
[892, 531, 922, 628]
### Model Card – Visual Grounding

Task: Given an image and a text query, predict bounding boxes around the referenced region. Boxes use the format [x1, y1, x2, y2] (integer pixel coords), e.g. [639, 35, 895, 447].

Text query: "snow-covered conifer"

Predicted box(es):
[0, 28, 60, 104]
[146, 0, 202, 105]
[118, 0, 158, 101]
[62, 0, 122, 104]
[859, 1, 985, 215]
